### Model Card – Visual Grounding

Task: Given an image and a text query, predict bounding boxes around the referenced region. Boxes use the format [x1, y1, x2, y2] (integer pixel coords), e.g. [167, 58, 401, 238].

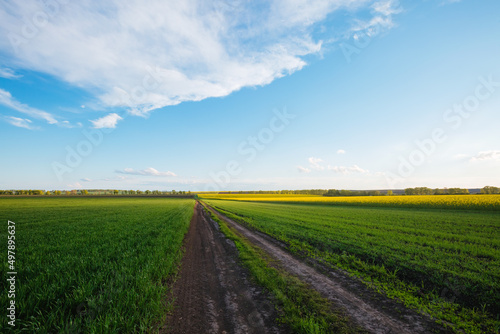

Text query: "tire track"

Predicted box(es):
[164, 202, 282, 334]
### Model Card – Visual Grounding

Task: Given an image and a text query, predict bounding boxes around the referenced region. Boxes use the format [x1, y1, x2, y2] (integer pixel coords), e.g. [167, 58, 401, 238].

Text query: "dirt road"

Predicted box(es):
[164, 202, 282, 334]
[204, 202, 448, 334]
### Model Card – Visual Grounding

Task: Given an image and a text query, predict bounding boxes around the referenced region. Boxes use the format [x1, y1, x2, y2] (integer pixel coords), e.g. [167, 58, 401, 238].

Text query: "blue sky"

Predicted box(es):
[0, 0, 499, 191]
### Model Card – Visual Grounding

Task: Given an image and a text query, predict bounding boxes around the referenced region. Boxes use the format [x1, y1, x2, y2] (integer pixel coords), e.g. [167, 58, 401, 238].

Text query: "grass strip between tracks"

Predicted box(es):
[200, 202, 363, 334]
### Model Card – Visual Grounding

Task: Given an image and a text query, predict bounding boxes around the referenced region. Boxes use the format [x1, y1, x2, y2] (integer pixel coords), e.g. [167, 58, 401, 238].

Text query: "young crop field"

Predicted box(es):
[202, 197, 500, 333]
[0, 197, 194, 333]
[201, 194, 500, 211]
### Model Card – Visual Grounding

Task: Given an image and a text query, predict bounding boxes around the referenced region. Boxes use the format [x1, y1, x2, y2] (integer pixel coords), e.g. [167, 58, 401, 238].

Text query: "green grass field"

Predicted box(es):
[203, 197, 500, 333]
[0, 197, 194, 333]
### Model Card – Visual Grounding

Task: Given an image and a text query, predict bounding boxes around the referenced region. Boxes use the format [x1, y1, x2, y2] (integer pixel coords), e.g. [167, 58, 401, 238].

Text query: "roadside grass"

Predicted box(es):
[204, 199, 500, 334]
[200, 202, 364, 334]
[0, 197, 194, 333]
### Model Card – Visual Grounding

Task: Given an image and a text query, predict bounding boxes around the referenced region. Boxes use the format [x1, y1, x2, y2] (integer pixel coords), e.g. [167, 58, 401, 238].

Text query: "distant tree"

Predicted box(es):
[113, 190, 119, 195]
[433, 188, 446, 195]
[136, 190, 143, 195]
[405, 187, 433, 195]
[339, 190, 353, 196]
[386, 190, 393, 196]
[55, 190, 62, 195]
[145, 190, 151, 195]
[45, 191, 51, 196]
[324, 189, 340, 197]
[447, 188, 469, 195]
[481, 186, 500, 194]
[80, 190, 89, 195]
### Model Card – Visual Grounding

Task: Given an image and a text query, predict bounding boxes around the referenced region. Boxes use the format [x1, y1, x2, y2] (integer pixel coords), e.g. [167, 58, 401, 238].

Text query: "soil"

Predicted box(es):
[203, 202, 451, 334]
[163, 202, 283, 334]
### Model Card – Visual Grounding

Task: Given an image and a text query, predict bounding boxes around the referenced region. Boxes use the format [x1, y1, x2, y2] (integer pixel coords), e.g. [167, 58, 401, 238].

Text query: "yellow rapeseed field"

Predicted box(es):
[199, 194, 500, 210]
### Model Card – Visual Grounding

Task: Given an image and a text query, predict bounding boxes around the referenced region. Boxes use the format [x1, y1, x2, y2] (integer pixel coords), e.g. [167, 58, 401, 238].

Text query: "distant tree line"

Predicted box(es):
[403, 187, 500, 195]
[1, 186, 499, 196]
[404, 187, 470, 195]
[324, 189, 383, 197]
[0, 190, 46, 195]
[480, 186, 500, 194]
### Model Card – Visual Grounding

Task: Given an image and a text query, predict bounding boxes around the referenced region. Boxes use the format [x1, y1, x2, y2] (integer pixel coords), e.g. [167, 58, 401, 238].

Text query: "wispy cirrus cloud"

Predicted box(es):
[81, 175, 126, 182]
[308, 157, 325, 170]
[470, 151, 500, 162]
[116, 167, 177, 177]
[297, 166, 311, 173]
[0, 88, 58, 124]
[299, 156, 370, 175]
[328, 164, 369, 174]
[0, 67, 21, 79]
[59, 120, 83, 128]
[0, 0, 401, 118]
[348, 0, 402, 39]
[372, 0, 402, 16]
[4, 116, 35, 129]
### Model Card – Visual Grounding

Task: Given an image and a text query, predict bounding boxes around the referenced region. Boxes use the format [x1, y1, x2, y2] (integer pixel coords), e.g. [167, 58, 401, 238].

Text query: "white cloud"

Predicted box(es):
[470, 151, 500, 162]
[0, 1, 397, 116]
[90, 113, 122, 128]
[67, 182, 83, 189]
[348, 0, 401, 39]
[308, 156, 325, 170]
[0, 89, 58, 124]
[59, 120, 83, 128]
[328, 164, 369, 174]
[81, 175, 126, 182]
[4, 116, 35, 129]
[297, 166, 311, 173]
[116, 167, 177, 177]
[372, 0, 402, 16]
[337, 149, 346, 154]
[0, 68, 21, 79]
[301, 157, 371, 175]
